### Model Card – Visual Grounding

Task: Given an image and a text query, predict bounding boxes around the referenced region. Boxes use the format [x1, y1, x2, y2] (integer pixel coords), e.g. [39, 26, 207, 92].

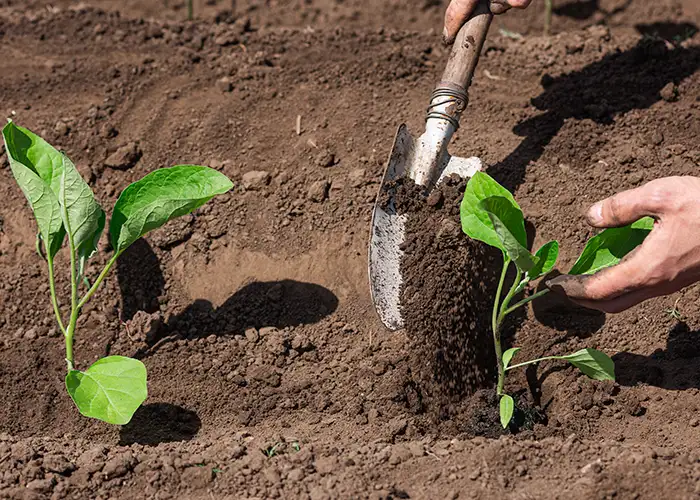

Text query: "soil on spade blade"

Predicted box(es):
[0, 0, 699, 498]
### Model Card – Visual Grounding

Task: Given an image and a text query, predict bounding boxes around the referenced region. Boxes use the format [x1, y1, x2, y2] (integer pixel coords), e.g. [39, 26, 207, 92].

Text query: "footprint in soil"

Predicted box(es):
[119, 403, 201, 446]
[614, 322, 700, 391]
[492, 33, 700, 191]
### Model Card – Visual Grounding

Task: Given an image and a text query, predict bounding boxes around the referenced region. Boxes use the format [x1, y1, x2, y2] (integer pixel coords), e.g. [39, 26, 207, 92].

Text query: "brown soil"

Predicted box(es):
[0, 0, 699, 498]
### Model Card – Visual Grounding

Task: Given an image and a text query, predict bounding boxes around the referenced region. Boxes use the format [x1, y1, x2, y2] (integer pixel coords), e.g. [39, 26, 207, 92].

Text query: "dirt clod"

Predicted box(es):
[242, 170, 271, 190]
[105, 142, 142, 170]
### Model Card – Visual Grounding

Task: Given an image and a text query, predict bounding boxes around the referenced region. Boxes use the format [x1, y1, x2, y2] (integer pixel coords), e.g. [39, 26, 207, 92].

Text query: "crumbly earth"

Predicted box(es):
[0, 0, 699, 498]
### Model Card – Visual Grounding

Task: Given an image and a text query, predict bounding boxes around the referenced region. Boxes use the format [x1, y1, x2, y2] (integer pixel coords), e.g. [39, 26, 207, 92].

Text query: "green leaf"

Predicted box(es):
[480, 196, 535, 271]
[110, 165, 233, 254]
[65, 356, 147, 425]
[461, 172, 524, 251]
[569, 218, 654, 275]
[2, 121, 65, 257]
[58, 154, 105, 268]
[502, 347, 521, 370]
[526, 240, 559, 281]
[500, 394, 514, 429]
[3, 121, 104, 262]
[561, 348, 615, 381]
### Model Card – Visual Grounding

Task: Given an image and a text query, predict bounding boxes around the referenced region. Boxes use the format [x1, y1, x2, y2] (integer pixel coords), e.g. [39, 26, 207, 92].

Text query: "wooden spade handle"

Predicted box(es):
[440, 0, 493, 91]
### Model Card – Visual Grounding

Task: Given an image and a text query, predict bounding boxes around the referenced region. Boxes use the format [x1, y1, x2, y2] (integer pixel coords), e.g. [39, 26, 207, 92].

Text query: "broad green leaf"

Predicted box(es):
[3, 121, 104, 262]
[461, 172, 524, 251]
[2, 122, 65, 257]
[500, 394, 514, 429]
[561, 348, 615, 381]
[58, 154, 105, 267]
[526, 240, 559, 281]
[110, 165, 233, 254]
[481, 196, 535, 271]
[502, 347, 521, 370]
[65, 356, 147, 425]
[569, 218, 654, 275]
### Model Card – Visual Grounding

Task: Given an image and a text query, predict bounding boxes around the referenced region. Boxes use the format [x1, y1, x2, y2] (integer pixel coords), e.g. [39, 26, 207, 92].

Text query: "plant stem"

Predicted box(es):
[492, 258, 510, 396]
[78, 254, 119, 310]
[187, 0, 193, 20]
[505, 354, 563, 372]
[64, 218, 79, 371]
[499, 269, 522, 322]
[62, 253, 119, 371]
[493, 267, 523, 396]
[47, 256, 66, 336]
[503, 289, 550, 316]
[544, 0, 552, 35]
[65, 309, 78, 371]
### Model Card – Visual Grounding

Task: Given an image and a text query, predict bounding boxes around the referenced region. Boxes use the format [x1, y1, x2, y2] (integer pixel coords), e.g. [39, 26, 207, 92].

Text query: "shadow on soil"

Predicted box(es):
[614, 322, 700, 390]
[119, 403, 201, 446]
[131, 279, 339, 357]
[117, 238, 165, 321]
[636, 22, 699, 42]
[490, 33, 700, 191]
[531, 271, 605, 338]
[115, 239, 337, 355]
[167, 279, 339, 336]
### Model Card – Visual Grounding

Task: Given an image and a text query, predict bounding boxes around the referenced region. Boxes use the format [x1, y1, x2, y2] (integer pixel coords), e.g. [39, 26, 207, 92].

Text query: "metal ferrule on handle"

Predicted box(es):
[426, 84, 469, 131]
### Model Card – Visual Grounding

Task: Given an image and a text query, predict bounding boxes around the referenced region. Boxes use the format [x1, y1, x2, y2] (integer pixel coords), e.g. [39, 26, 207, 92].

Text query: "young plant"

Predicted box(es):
[2, 121, 233, 425]
[461, 172, 653, 428]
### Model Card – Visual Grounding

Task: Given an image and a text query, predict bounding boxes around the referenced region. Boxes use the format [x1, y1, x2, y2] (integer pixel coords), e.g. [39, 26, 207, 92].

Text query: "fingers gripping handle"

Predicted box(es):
[442, 0, 493, 90]
[427, 0, 493, 128]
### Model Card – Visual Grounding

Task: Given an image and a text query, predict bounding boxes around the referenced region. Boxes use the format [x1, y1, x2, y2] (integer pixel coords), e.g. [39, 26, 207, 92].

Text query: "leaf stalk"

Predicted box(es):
[47, 255, 66, 336]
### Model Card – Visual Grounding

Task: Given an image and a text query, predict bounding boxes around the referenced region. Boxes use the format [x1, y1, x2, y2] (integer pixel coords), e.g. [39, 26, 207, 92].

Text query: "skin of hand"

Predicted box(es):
[443, 0, 532, 44]
[546, 176, 700, 313]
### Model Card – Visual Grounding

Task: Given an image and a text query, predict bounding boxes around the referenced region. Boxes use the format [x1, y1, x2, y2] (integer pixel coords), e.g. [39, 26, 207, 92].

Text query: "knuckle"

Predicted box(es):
[645, 177, 687, 213]
[647, 184, 675, 212]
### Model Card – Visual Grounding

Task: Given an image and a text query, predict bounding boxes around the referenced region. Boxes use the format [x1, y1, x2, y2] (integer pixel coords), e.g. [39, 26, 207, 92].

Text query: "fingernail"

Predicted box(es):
[442, 27, 451, 45]
[546, 274, 572, 292]
[587, 202, 603, 226]
[545, 276, 563, 289]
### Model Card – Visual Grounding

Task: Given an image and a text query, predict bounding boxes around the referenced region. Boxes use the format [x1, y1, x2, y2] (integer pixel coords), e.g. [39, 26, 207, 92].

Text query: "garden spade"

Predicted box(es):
[369, 0, 493, 330]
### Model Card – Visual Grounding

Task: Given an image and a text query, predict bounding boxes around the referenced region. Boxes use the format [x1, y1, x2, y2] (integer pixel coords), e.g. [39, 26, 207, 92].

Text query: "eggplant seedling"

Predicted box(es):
[2, 121, 233, 425]
[461, 172, 653, 428]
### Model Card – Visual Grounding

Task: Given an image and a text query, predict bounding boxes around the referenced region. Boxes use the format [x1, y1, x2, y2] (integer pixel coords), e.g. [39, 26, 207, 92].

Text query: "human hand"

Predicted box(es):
[547, 177, 700, 313]
[443, 0, 533, 44]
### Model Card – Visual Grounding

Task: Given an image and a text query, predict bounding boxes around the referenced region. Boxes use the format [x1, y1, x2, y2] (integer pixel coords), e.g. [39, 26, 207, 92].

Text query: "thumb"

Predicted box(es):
[585, 181, 665, 229]
[443, 0, 479, 44]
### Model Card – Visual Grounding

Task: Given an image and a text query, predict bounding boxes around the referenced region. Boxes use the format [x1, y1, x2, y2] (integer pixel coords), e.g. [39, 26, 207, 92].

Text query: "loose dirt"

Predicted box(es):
[0, 0, 699, 498]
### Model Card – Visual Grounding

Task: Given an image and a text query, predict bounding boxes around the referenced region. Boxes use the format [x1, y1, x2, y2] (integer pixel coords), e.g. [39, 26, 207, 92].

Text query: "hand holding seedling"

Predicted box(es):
[548, 176, 700, 313]
[2, 121, 233, 425]
[443, 0, 533, 44]
[461, 172, 654, 428]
